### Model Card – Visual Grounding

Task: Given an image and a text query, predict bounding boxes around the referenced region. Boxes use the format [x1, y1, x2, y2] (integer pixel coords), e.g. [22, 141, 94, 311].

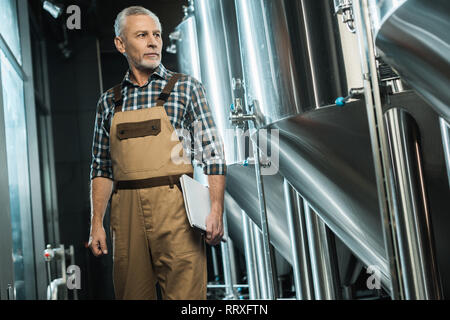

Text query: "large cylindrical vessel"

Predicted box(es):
[193, 0, 245, 166]
[172, 0, 388, 282]
[234, 0, 363, 126]
[370, 0, 450, 121]
[171, 15, 201, 81]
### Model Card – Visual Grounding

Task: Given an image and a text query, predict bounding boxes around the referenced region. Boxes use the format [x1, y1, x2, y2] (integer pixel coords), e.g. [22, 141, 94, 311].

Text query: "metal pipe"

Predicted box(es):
[45, 260, 53, 300]
[211, 246, 220, 282]
[283, 179, 314, 299]
[95, 39, 103, 95]
[283, 178, 301, 298]
[294, 192, 315, 299]
[68, 245, 78, 300]
[242, 211, 258, 299]
[384, 108, 443, 299]
[352, 0, 402, 299]
[303, 202, 338, 300]
[269, 244, 280, 299]
[440, 118, 450, 188]
[227, 237, 239, 289]
[221, 211, 237, 299]
[253, 223, 268, 299]
[251, 127, 276, 299]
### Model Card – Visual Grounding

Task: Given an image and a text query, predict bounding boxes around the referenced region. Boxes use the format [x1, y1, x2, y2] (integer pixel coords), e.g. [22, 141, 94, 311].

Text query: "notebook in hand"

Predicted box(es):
[179, 174, 227, 243]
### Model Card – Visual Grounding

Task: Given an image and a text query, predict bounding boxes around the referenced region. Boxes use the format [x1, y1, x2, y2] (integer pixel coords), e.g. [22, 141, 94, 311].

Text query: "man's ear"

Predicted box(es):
[114, 36, 126, 55]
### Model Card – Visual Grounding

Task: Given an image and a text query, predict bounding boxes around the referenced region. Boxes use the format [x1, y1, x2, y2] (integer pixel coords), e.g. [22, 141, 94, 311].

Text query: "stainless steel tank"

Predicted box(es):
[257, 100, 391, 287]
[192, 0, 295, 264]
[225, 166, 292, 263]
[192, 0, 246, 166]
[233, 0, 389, 271]
[170, 0, 450, 298]
[370, 0, 450, 121]
[234, 0, 363, 126]
[169, 0, 246, 167]
[170, 15, 202, 81]
[173, 0, 389, 285]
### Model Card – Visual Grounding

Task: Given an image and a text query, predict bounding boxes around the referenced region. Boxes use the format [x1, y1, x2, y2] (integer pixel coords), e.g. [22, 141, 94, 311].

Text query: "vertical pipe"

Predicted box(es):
[283, 178, 301, 298]
[251, 127, 276, 299]
[250, 219, 261, 299]
[304, 202, 338, 300]
[283, 179, 314, 299]
[45, 261, 53, 300]
[95, 39, 104, 95]
[295, 192, 315, 299]
[440, 118, 450, 188]
[0, 63, 15, 300]
[253, 223, 268, 299]
[220, 241, 233, 298]
[221, 211, 236, 299]
[269, 244, 280, 299]
[59, 245, 67, 300]
[384, 108, 443, 299]
[242, 212, 258, 299]
[227, 237, 239, 289]
[352, 0, 402, 299]
[211, 246, 220, 282]
[69, 245, 78, 300]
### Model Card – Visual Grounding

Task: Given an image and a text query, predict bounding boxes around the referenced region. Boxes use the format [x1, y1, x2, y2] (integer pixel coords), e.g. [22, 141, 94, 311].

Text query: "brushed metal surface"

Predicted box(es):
[234, 0, 363, 127]
[384, 107, 443, 299]
[259, 99, 391, 288]
[173, 16, 202, 81]
[193, 0, 245, 166]
[373, 0, 450, 121]
[225, 165, 292, 264]
[385, 91, 450, 297]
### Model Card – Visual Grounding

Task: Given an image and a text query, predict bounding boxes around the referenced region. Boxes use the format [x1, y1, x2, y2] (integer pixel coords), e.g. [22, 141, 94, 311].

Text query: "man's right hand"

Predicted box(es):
[88, 223, 108, 257]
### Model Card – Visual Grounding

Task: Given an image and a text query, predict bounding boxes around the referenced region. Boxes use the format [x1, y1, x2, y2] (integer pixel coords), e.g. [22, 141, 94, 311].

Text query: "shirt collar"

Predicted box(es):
[122, 63, 170, 87]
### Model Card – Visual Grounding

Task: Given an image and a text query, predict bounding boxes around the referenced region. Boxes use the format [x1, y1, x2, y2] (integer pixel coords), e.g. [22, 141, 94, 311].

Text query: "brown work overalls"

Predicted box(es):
[109, 74, 207, 300]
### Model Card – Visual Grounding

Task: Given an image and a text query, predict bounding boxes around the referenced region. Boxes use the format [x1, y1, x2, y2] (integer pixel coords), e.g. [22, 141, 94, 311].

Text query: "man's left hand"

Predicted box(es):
[205, 210, 224, 246]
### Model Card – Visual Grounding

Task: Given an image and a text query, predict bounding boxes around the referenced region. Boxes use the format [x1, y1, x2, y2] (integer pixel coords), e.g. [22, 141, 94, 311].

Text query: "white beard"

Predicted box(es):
[139, 59, 160, 70]
[128, 55, 161, 72]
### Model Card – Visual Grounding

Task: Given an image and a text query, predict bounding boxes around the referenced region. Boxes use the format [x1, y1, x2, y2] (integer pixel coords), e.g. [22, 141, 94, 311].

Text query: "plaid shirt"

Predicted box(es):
[90, 63, 227, 180]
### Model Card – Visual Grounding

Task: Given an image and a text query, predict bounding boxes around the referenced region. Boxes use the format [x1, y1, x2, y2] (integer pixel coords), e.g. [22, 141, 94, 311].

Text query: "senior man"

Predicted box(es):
[88, 6, 226, 300]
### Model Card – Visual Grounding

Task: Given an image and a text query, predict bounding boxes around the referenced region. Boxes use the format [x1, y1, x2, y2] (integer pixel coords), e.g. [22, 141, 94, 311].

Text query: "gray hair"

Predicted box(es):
[114, 6, 162, 37]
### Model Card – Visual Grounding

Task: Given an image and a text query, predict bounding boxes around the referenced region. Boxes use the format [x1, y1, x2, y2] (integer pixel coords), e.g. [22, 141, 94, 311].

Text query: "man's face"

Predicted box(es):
[116, 14, 162, 71]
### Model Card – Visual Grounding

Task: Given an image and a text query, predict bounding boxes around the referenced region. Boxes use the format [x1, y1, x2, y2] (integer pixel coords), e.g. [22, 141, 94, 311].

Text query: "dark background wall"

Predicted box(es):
[30, 0, 187, 299]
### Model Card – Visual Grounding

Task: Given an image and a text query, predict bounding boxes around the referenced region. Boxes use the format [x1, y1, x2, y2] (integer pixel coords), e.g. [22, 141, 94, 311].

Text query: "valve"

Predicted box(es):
[335, 0, 356, 33]
[44, 244, 54, 262]
[335, 87, 364, 107]
[335, 96, 347, 107]
[230, 78, 259, 128]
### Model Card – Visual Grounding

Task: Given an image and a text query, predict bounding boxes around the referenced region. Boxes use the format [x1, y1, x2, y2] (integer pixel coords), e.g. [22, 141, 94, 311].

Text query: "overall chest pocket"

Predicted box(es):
[116, 119, 161, 140]
[114, 118, 167, 174]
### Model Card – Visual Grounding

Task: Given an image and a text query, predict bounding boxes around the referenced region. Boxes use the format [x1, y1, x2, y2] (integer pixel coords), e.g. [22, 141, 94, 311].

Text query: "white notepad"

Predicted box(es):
[179, 174, 227, 243]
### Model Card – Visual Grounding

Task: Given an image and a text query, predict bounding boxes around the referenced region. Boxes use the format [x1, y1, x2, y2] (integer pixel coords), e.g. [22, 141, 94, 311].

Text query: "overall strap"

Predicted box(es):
[113, 84, 123, 113]
[156, 73, 182, 106]
[112, 73, 182, 113]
